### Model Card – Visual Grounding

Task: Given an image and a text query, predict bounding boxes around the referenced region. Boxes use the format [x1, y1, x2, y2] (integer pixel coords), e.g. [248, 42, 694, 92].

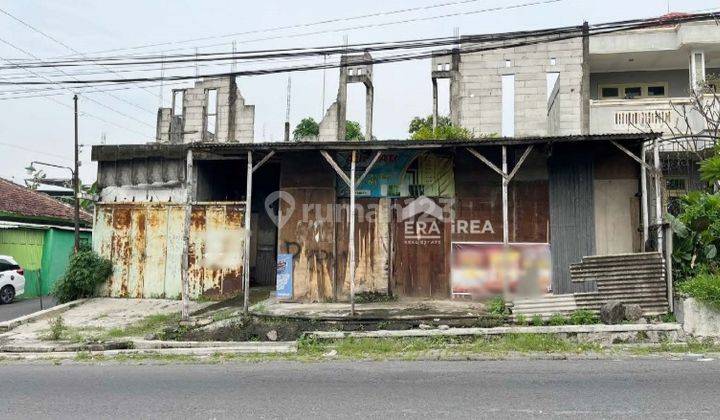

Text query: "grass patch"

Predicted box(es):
[295, 334, 602, 361]
[568, 310, 599, 325]
[487, 297, 507, 315]
[211, 309, 238, 322]
[627, 338, 720, 355]
[105, 313, 179, 338]
[39, 313, 179, 343]
[354, 292, 398, 304]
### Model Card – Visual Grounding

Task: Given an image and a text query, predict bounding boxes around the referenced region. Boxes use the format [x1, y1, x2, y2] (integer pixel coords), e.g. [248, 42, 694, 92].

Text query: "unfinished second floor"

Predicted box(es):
[440, 16, 720, 146]
[156, 77, 255, 144]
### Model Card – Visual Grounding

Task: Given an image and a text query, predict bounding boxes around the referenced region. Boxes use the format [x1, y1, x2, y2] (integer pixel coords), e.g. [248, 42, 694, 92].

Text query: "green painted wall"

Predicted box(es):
[0, 228, 44, 297]
[0, 227, 91, 297]
[40, 229, 91, 295]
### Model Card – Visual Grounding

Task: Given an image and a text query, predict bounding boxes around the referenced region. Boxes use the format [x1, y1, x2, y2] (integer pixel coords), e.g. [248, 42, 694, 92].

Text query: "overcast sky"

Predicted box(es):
[0, 0, 716, 185]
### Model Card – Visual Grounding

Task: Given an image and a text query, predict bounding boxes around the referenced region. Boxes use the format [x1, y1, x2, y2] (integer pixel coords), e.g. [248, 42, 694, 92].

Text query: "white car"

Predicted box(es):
[0, 255, 25, 304]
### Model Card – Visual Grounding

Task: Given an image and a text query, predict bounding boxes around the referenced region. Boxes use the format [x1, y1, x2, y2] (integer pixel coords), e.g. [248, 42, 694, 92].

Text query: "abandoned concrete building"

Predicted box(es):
[92, 133, 671, 316]
[156, 77, 255, 144]
[90, 16, 720, 316]
[432, 15, 720, 201]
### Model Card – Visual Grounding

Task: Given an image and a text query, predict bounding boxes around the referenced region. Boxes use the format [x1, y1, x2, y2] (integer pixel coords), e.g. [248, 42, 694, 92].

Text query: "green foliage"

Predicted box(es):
[700, 146, 720, 185]
[49, 316, 66, 341]
[486, 296, 507, 315]
[660, 312, 677, 323]
[678, 270, 720, 310]
[515, 314, 528, 326]
[354, 292, 397, 304]
[668, 191, 720, 280]
[407, 114, 491, 140]
[408, 115, 452, 135]
[292, 117, 320, 140]
[24, 165, 46, 190]
[52, 250, 113, 303]
[411, 124, 472, 141]
[531, 314, 544, 326]
[547, 313, 567, 326]
[345, 120, 364, 141]
[568, 309, 598, 325]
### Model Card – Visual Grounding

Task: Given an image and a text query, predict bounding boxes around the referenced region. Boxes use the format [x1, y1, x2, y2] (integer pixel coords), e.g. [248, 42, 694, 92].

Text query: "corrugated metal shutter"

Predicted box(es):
[548, 149, 596, 294]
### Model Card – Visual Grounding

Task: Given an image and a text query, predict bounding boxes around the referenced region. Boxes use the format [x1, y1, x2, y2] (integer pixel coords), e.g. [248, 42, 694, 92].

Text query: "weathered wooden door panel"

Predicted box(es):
[391, 197, 450, 298]
[278, 188, 335, 301]
[336, 198, 391, 299]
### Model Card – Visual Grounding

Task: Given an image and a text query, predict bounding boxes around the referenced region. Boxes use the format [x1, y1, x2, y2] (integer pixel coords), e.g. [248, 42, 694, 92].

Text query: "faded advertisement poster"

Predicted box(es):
[451, 242, 551, 300]
[276, 253, 293, 300]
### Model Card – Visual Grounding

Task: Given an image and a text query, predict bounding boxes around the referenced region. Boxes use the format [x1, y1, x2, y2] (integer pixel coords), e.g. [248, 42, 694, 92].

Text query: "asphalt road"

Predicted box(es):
[1, 359, 718, 419]
[0, 297, 56, 322]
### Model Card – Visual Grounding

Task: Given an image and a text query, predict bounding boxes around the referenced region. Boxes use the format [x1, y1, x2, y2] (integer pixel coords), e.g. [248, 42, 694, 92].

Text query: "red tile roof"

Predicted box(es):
[0, 178, 92, 225]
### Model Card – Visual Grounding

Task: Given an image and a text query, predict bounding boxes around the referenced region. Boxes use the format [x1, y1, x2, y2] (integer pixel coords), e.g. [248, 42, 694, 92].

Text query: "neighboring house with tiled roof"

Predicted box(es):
[0, 178, 92, 297]
[0, 177, 92, 227]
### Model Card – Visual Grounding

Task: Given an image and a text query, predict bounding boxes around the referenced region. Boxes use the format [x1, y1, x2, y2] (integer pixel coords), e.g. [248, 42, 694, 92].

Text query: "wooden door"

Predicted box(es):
[391, 197, 450, 298]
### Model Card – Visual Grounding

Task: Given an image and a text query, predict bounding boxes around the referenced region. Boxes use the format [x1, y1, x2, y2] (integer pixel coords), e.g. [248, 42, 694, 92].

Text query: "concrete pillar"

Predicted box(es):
[449, 50, 462, 127]
[432, 78, 439, 131]
[690, 50, 706, 90]
[365, 84, 374, 140]
[337, 66, 348, 141]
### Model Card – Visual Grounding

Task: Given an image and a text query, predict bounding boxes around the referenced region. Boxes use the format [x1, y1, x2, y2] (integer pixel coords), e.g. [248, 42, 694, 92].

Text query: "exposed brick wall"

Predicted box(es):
[155, 77, 255, 144]
[455, 37, 589, 137]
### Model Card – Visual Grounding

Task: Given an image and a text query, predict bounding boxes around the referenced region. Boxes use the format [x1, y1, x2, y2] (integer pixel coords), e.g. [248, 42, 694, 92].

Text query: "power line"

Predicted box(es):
[50, 0, 494, 58]
[0, 32, 156, 118]
[0, 141, 73, 161]
[0, 1, 581, 73]
[5, 0, 568, 68]
[1, 11, 716, 87]
[0, 6, 160, 102]
[0, 38, 155, 128]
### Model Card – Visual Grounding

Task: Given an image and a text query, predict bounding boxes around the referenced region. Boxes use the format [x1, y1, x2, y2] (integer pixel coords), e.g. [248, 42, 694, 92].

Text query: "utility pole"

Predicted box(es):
[321, 54, 327, 118]
[73, 94, 80, 253]
[284, 76, 291, 142]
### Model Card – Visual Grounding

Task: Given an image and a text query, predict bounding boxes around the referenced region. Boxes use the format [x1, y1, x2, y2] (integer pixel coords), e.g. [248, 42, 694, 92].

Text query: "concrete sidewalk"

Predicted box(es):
[0, 298, 211, 350]
[255, 299, 488, 320]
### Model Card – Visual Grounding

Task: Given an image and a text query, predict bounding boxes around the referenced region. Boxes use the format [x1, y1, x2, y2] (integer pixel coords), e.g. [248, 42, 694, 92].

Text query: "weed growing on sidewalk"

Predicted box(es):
[105, 313, 179, 338]
[49, 316, 66, 341]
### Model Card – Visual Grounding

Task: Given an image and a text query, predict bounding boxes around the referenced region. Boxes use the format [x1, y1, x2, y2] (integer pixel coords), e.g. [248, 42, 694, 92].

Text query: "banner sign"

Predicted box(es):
[276, 253, 293, 300]
[451, 242, 551, 300]
[337, 151, 417, 197]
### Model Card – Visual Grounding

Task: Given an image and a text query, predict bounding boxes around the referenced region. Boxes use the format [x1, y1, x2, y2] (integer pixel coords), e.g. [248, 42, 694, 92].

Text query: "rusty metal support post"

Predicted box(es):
[181, 148, 194, 321]
[349, 151, 357, 316]
[432, 78, 438, 131]
[653, 138, 663, 255]
[640, 143, 649, 251]
[501, 146, 509, 298]
[502, 146, 509, 245]
[243, 151, 253, 314]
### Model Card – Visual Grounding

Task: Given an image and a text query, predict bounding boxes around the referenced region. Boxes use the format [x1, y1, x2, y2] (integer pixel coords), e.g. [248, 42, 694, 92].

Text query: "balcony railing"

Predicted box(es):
[590, 97, 696, 134]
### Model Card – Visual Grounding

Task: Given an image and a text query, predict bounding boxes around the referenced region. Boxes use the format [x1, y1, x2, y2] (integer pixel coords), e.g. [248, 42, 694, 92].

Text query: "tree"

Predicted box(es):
[407, 114, 475, 140]
[408, 115, 451, 135]
[24, 166, 46, 190]
[345, 120, 364, 141]
[632, 76, 720, 190]
[293, 117, 364, 141]
[411, 125, 472, 140]
[292, 117, 319, 140]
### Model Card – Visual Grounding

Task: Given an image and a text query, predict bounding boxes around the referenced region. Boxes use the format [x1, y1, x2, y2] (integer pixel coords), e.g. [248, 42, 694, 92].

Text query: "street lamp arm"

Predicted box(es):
[29, 160, 74, 176]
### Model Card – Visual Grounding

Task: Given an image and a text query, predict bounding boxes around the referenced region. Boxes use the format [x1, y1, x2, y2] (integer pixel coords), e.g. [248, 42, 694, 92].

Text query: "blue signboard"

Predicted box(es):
[276, 254, 293, 300]
[336, 151, 418, 197]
